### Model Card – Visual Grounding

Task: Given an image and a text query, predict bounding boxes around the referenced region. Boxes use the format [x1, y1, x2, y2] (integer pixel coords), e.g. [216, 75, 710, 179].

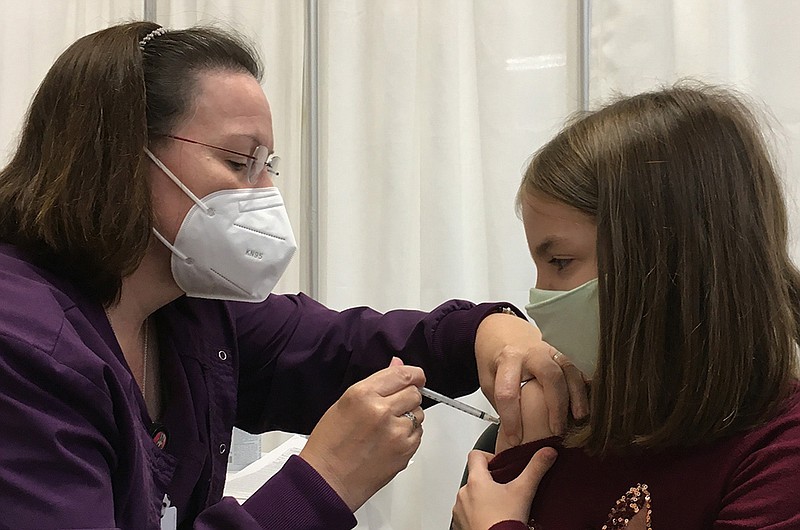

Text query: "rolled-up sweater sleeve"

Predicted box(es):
[489, 522, 529, 530]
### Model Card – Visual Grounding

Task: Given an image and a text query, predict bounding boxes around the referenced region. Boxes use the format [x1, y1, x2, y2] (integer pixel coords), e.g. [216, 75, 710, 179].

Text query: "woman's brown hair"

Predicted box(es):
[519, 83, 800, 454]
[0, 21, 262, 305]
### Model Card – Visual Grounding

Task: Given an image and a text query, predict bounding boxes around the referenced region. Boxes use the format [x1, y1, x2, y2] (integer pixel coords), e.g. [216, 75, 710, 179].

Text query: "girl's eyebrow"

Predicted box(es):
[534, 236, 568, 258]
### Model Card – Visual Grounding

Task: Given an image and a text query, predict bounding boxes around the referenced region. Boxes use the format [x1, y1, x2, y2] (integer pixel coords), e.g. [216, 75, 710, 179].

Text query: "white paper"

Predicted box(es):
[223, 434, 308, 502]
[222, 432, 403, 529]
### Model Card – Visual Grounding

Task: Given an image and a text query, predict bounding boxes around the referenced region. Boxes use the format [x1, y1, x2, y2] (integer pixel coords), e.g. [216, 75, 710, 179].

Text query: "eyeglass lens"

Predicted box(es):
[248, 145, 280, 183]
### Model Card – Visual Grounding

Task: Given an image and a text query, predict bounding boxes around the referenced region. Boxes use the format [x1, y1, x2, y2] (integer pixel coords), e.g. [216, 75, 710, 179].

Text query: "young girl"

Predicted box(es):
[453, 84, 800, 529]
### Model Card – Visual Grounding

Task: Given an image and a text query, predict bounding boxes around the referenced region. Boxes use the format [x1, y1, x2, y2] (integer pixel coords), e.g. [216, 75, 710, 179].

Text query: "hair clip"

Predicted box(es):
[139, 27, 168, 51]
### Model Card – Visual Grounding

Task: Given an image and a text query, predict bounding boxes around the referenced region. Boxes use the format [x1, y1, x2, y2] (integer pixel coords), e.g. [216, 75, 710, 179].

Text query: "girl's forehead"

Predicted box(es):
[522, 192, 593, 225]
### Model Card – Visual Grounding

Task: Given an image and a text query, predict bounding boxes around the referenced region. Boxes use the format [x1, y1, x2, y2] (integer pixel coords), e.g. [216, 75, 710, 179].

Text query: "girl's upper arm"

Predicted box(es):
[495, 379, 557, 453]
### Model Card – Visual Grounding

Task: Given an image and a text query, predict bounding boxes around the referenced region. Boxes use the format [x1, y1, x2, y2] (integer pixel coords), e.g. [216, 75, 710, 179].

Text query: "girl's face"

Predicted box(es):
[521, 191, 598, 290]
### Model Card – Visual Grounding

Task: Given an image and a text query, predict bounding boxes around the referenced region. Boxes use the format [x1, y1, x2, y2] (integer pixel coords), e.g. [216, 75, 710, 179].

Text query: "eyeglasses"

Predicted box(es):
[165, 135, 280, 184]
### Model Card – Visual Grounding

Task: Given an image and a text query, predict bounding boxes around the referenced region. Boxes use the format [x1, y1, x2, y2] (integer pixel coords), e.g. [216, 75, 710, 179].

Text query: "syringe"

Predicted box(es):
[419, 387, 500, 424]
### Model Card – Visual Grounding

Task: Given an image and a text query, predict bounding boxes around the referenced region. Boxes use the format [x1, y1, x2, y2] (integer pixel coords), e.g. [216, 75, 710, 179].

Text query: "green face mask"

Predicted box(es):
[525, 278, 599, 377]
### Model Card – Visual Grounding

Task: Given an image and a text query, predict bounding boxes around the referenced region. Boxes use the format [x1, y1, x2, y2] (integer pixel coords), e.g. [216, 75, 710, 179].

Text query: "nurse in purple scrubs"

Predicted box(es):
[0, 22, 584, 529]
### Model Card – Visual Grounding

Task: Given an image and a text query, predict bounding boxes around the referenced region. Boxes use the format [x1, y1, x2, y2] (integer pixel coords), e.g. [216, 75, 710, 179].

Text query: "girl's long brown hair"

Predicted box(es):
[520, 83, 800, 454]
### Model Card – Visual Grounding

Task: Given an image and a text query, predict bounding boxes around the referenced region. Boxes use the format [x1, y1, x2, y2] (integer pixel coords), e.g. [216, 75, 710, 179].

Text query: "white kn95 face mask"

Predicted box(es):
[145, 148, 297, 302]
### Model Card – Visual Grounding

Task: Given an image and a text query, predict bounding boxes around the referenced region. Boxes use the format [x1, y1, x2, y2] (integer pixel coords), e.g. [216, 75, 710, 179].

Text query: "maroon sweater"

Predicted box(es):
[488, 386, 800, 529]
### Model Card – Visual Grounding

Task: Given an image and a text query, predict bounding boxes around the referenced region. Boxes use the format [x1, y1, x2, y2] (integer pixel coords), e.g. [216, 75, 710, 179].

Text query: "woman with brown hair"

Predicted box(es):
[453, 84, 800, 529]
[0, 22, 585, 529]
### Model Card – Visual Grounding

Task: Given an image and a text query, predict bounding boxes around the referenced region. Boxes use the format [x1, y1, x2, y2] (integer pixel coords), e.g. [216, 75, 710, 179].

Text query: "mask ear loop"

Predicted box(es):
[144, 148, 211, 215]
[151, 229, 191, 262]
[144, 148, 208, 263]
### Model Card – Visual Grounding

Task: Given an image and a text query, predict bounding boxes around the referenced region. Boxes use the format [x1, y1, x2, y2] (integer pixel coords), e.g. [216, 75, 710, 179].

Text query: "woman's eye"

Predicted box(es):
[549, 257, 573, 271]
[227, 160, 248, 172]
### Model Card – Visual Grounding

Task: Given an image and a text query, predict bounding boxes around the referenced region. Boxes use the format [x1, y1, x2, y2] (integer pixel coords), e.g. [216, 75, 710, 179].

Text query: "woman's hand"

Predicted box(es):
[452, 447, 557, 530]
[475, 313, 588, 445]
[299, 357, 425, 512]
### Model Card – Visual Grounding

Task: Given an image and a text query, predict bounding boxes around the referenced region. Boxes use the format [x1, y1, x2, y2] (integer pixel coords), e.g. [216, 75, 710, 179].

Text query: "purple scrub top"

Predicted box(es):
[0, 243, 508, 529]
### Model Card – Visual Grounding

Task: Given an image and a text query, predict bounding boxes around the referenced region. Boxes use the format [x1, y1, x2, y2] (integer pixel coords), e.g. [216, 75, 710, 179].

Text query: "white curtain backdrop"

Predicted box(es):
[590, 0, 800, 259]
[315, 2, 575, 527]
[0, 1, 144, 160]
[2, 1, 799, 528]
[317, 0, 577, 313]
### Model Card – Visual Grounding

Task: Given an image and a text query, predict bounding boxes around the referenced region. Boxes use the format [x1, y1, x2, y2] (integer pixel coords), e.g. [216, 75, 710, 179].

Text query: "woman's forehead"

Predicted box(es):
[180, 71, 273, 147]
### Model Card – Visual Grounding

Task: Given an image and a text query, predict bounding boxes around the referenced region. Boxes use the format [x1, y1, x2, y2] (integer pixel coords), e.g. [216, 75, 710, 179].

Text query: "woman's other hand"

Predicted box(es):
[299, 357, 425, 511]
[475, 313, 588, 445]
[452, 447, 557, 530]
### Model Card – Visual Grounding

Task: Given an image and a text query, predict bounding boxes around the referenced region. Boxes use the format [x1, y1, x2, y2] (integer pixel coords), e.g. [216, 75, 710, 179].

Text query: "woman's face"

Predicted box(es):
[521, 191, 598, 291]
[148, 70, 276, 246]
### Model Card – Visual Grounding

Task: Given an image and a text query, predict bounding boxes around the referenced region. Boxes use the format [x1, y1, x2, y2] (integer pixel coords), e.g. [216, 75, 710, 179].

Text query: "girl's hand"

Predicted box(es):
[452, 447, 557, 530]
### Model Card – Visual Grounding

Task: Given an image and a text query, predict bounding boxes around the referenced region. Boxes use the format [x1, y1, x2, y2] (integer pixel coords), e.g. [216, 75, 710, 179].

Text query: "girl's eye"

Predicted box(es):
[227, 160, 248, 172]
[550, 257, 573, 271]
